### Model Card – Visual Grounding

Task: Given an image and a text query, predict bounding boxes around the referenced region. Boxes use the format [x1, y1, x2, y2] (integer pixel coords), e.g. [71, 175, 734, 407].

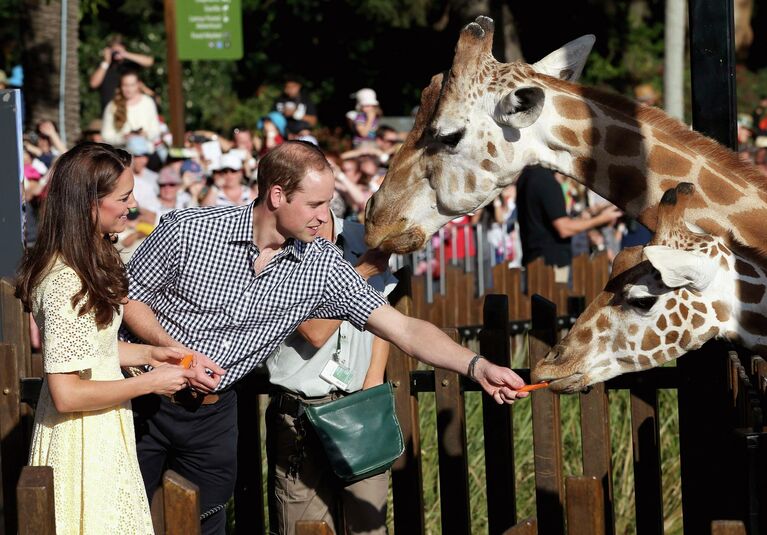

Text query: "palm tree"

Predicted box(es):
[22, 0, 80, 145]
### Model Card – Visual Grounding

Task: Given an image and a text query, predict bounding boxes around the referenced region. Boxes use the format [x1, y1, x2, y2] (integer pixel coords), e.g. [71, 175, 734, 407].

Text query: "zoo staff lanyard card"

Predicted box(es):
[319, 329, 352, 391]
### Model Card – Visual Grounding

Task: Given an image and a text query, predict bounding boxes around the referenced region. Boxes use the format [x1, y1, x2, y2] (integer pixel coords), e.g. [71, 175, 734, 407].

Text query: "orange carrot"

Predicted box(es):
[517, 381, 549, 393]
[180, 354, 194, 369]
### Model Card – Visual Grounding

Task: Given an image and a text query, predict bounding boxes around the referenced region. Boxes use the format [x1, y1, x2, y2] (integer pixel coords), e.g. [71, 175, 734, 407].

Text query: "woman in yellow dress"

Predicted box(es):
[16, 142, 197, 534]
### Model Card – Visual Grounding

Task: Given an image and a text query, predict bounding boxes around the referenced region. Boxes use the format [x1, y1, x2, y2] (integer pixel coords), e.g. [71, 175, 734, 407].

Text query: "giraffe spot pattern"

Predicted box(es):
[729, 209, 767, 249]
[552, 125, 580, 147]
[552, 95, 595, 120]
[611, 331, 628, 352]
[692, 302, 707, 314]
[679, 303, 689, 319]
[647, 145, 693, 177]
[574, 157, 598, 186]
[698, 167, 744, 205]
[576, 329, 593, 345]
[712, 300, 731, 322]
[668, 347, 679, 359]
[691, 314, 705, 329]
[604, 125, 644, 157]
[665, 298, 677, 310]
[701, 326, 718, 341]
[465, 172, 477, 193]
[720, 257, 729, 270]
[735, 259, 759, 278]
[656, 315, 667, 331]
[695, 218, 727, 238]
[740, 310, 767, 335]
[641, 329, 661, 351]
[638, 355, 653, 368]
[608, 165, 647, 208]
[628, 324, 639, 335]
[582, 127, 601, 147]
[665, 331, 679, 344]
[486, 142, 497, 158]
[596, 314, 611, 332]
[736, 279, 766, 304]
[481, 159, 500, 173]
[680, 331, 691, 347]
[670, 312, 682, 326]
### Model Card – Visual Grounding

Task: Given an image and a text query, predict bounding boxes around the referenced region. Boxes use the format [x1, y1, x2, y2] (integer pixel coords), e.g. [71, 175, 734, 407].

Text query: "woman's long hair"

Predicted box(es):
[112, 71, 138, 131]
[16, 142, 132, 329]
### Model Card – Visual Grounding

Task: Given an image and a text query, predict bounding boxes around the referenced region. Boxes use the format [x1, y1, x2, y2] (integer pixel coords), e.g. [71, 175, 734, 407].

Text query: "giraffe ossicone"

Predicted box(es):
[532, 183, 767, 393]
[365, 16, 767, 254]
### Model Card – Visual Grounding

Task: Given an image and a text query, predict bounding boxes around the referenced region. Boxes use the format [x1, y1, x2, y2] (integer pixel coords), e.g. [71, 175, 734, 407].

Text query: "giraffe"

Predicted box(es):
[531, 182, 767, 393]
[364, 16, 767, 255]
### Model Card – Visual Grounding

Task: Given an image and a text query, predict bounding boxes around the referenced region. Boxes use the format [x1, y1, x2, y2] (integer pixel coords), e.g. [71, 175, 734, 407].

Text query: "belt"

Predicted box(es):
[165, 388, 220, 410]
[270, 389, 346, 419]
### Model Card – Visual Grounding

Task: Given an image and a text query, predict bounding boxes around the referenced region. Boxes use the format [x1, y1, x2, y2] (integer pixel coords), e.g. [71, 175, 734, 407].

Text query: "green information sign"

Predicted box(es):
[176, 0, 243, 60]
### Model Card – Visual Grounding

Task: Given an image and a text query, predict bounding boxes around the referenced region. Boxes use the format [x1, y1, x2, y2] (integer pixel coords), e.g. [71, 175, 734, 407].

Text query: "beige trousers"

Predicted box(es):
[266, 397, 388, 535]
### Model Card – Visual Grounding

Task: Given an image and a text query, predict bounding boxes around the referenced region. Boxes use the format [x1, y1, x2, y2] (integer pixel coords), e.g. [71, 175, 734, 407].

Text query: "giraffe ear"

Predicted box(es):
[496, 87, 545, 129]
[643, 245, 718, 291]
[532, 34, 596, 82]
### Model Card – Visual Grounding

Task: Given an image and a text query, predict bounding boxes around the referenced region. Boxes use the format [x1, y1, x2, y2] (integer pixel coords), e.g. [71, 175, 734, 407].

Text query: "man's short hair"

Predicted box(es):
[257, 141, 331, 201]
[375, 125, 397, 139]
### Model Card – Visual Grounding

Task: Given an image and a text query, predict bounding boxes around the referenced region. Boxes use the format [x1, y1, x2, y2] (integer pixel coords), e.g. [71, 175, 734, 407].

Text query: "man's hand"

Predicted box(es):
[175, 347, 226, 393]
[474, 358, 529, 404]
[355, 248, 391, 280]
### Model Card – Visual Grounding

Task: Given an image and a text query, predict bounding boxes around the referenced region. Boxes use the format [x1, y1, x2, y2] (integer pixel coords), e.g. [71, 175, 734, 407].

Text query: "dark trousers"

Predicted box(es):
[133, 391, 238, 535]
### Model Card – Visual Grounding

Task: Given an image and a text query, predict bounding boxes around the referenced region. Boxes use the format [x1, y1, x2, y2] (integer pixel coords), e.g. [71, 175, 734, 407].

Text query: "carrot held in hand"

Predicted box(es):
[517, 381, 549, 393]
[180, 354, 194, 369]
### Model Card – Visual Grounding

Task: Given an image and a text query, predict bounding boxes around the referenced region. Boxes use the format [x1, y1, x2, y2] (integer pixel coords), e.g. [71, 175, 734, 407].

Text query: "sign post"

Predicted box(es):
[163, 0, 243, 147]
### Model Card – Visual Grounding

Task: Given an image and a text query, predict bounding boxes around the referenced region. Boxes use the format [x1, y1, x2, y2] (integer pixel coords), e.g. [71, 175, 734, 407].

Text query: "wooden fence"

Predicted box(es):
[1, 251, 765, 533]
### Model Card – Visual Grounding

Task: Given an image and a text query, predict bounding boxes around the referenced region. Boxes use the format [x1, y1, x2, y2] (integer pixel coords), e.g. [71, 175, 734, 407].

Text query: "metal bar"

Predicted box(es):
[463, 224, 471, 272]
[477, 223, 485, 296]
[425, 237, 434, 304]
[451, 225, 458, 266]
[439, 228, 446, 295]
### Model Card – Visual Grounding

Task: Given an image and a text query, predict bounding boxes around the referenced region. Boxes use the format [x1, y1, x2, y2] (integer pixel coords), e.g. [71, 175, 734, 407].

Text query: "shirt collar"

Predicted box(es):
[227, 201, 256, 244]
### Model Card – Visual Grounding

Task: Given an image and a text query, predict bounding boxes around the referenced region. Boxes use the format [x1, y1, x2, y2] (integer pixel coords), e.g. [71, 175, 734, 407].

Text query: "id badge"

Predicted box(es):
[319, 360, 352, 391]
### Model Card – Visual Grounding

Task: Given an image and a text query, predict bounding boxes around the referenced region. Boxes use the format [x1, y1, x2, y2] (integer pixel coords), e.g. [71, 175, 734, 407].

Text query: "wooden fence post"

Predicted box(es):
[579, 384, 614, 535]
[630, 383, 664, 534]
[0, 343, 22, 535]
[528, 295, 565, 535]
[565, 476, 605, 535]
[163, 470, 201, 535]
[501, 517, 537, 535]
[234, 372, 265, 534]
[16, 466, 55, 535]
[434, 329, 471, 535]
[295, 520, 333, 534]
[387, 267, 425, 534]
[711, 520, 746, 535]
[479, 294, 517, 534]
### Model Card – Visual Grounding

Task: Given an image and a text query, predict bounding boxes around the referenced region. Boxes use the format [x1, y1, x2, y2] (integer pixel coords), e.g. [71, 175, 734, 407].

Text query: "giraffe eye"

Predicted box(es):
[434, 129, 465, 148]
[626, 296, 658, 311]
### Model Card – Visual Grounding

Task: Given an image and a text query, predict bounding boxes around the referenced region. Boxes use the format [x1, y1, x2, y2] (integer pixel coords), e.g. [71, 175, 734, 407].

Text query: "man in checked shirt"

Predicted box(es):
[122, 141, 529, 534]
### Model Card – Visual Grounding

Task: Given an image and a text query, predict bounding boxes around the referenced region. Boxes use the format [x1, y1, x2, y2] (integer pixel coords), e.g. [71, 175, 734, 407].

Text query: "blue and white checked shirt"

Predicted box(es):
[125, 202, 388, 391]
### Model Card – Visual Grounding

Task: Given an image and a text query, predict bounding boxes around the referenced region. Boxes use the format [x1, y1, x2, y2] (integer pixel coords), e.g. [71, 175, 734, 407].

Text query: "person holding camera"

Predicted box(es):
[89, 34, 154, 112]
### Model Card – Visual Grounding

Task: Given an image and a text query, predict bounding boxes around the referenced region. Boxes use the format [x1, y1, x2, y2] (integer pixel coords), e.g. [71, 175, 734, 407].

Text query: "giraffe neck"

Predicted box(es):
[528, 77, 767, 250]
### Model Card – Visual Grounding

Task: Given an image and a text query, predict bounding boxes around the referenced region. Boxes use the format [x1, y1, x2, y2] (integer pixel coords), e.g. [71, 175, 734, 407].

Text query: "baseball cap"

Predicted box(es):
[210, 152, 243, 173]
[353, 88, 379, 109]
[125, 136, 153, 156]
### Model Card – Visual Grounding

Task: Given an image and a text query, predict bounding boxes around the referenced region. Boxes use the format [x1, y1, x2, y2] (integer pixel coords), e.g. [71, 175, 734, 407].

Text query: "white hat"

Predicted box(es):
[353, 88, 379, 109]
[210, 151, 243, 173]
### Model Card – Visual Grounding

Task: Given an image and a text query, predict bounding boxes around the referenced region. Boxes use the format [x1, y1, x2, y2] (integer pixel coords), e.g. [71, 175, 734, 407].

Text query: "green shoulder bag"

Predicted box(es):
[303, 382, 405, 483]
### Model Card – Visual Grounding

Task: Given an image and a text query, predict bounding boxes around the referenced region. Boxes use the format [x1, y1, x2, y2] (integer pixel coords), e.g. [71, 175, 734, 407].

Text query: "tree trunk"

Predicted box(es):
[22, 0, 80, 145]
[733, 0, 753, 61]
[664, 0, 686, 121]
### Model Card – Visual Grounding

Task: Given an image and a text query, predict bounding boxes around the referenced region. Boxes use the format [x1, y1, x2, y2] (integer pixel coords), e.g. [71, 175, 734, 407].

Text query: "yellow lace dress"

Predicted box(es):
[28, 261, 154, 534]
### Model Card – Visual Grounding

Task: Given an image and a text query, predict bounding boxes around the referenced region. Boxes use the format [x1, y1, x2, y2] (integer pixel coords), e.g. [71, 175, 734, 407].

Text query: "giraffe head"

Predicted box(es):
[365, 16, 595, 252]
[532, 183, 739, 393]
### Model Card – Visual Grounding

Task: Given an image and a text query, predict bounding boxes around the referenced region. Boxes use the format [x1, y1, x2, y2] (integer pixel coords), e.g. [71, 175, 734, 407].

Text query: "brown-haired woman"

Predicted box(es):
[16, 142, 196, 534]
[100, 70, 161, 148]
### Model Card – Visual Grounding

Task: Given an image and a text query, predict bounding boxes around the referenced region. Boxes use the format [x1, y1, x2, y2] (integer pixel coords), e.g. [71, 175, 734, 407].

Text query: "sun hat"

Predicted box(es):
[257, 111, 287, 137]
[353, 88, 379, 110]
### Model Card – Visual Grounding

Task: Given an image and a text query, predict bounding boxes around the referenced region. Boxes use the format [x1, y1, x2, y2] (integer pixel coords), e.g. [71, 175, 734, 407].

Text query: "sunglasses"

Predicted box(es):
[159, 183, 179, 188]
